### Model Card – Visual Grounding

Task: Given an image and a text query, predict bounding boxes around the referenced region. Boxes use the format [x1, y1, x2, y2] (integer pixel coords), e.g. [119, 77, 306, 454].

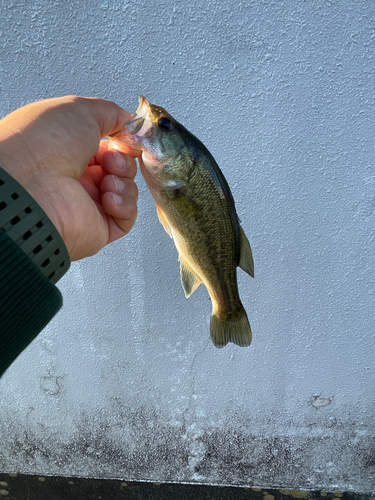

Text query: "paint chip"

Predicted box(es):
[68, 481, 74, 485]
[121, 482, 128, 487]
[309, 395, 332, 408]
[38, 477, 46, 482]
[8, 474, 17, 478]
[0, 490, 9, 497]
[264, 495, 275, 500]
[320, 493, 327, 497]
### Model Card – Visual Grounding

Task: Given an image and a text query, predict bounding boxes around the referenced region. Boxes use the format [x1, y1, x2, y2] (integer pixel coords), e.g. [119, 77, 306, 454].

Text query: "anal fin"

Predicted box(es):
[180, 258, 201, 298]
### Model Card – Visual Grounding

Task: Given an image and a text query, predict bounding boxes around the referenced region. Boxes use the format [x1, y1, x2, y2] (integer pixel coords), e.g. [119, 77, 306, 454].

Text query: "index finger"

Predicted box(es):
[88, 139, 142, 166]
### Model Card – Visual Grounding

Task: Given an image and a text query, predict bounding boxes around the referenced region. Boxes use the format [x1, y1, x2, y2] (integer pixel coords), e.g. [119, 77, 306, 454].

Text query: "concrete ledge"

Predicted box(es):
[0, 474, 374, 500]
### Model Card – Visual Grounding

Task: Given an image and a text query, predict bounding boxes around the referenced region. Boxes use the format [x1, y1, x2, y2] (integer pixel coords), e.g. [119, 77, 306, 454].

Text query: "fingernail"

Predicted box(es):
[112, 193, 123, 205]
[112, 176, 126, 192]
[114, 151, 126, 170]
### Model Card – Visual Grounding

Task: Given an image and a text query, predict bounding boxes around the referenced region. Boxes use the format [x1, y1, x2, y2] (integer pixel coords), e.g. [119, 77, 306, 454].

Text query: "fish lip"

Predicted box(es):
[136, 95, 150, 116]
[125, 95, 152, 135]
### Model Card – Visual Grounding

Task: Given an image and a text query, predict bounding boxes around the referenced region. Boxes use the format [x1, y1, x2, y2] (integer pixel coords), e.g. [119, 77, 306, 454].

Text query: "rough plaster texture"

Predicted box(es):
[0, 0, 374, 493]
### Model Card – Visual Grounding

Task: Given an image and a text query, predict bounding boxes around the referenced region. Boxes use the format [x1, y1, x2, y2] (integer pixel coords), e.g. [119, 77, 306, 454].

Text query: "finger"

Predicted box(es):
[87, 164, 105, 189]
[78, 97, 133, 139]
[104, 138, 142, 157]
[101, 191, 138, 236]
[88, 140, 141, 166]
[107, 212, 137, 244]
[101, 174, 138, 203]
[79, 168, 102, 202]
[99, 150, 138, 180]
[107, 139, 142, 157]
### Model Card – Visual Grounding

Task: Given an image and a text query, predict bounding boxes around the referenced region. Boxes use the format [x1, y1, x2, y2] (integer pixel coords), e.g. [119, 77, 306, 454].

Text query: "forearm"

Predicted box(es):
[0, 167, 70, 377]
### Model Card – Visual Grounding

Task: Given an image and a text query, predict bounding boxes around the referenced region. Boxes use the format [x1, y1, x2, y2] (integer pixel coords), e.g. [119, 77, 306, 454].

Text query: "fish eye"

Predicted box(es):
[157, 117, 172, 131]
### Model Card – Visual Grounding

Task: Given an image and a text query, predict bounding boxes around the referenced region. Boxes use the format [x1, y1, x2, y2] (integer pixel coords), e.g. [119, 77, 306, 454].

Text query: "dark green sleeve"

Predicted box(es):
[0, 228, 63, 377]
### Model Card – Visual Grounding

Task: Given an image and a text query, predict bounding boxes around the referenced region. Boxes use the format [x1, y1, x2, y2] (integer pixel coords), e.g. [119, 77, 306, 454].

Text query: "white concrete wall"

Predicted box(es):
[0, 0, 374, 492]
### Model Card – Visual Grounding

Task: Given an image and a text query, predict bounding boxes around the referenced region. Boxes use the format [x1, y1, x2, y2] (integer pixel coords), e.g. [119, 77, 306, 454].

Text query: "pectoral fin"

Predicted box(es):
[180, 258, 201, 298]
[239, 225, 254, 278]
[162, 179, 186, 190]
[156, 204, 172, 238]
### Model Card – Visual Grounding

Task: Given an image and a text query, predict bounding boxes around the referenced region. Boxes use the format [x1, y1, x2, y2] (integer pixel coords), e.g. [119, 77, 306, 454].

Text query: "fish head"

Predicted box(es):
[110, 96, 188, 187]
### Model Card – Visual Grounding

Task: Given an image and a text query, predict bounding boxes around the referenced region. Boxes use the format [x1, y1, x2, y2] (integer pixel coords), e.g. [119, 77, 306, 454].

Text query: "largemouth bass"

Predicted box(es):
[111, 96, 254, 348]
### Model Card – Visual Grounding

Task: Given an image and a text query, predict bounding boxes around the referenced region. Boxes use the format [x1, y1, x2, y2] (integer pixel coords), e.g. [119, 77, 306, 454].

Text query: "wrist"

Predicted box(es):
[0, 142, 65, 237]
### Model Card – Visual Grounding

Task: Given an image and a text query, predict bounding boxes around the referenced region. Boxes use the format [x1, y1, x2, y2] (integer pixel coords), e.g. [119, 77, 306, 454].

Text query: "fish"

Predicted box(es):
[110, 96, 254, 348]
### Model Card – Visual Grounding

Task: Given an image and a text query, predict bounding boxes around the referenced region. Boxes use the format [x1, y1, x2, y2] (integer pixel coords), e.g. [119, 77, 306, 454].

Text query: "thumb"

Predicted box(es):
[78, 97, 133, 139]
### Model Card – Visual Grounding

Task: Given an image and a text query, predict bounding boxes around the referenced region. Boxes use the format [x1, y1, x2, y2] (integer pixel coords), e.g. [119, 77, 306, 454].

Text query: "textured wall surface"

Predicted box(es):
[0, 0, 374, 493]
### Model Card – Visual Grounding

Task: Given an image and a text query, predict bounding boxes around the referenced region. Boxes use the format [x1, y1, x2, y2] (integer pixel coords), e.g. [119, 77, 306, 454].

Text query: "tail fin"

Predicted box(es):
[210, 306, 252, 348]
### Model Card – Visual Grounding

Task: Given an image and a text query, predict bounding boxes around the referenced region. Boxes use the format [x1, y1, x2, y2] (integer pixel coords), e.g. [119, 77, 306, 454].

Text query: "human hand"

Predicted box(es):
[0, 96, 141, 261]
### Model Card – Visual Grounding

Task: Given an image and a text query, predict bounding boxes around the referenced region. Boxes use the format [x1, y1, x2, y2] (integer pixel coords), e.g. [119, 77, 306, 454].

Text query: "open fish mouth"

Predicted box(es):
[126, 95, 151, 135]
[124, 115, 145, 136]
[109, 95, 152, 148]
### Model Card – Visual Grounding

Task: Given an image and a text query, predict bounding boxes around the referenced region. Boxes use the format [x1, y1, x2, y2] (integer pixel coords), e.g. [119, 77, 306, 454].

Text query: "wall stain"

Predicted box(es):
[308, 396, 333, 409]
[1, 403, 374, 492]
